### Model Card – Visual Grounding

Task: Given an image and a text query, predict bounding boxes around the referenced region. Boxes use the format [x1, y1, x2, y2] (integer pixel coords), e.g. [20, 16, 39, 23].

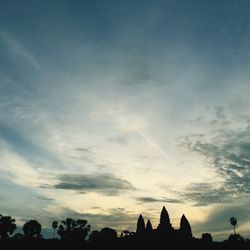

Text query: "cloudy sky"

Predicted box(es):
[1, 0, 250, 240]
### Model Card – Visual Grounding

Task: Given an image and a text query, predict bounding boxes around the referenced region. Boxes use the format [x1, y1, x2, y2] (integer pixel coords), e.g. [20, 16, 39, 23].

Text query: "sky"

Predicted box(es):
[1, 0, 250, 240]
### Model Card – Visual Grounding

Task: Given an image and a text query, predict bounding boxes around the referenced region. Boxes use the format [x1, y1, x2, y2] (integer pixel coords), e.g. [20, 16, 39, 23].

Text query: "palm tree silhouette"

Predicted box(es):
[52, 221, 58, 239]
[58, 218, 90, 240]
[0, 214, 16, 239]
[229, 217, 237, 235]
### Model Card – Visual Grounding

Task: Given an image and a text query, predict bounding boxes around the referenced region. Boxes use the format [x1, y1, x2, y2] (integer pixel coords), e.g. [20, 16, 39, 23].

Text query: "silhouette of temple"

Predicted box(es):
[3, 206, 250, 250]
[136, 206, 192, 241]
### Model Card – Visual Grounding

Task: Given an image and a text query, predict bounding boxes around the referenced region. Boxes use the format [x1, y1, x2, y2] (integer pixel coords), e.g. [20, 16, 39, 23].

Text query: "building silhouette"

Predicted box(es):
[136, 206, 193, 241]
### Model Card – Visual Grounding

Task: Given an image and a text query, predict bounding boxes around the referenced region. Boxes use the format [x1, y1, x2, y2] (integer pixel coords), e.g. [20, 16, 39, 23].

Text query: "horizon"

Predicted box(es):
[1, 0, 250, 241]
[0, 206, 241, 241]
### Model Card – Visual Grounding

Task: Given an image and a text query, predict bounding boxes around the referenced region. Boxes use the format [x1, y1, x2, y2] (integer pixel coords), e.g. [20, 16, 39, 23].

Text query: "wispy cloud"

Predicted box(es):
[0, 142, 44, 187]
[136, 196, 184, 204]
[0, 30, 41, 70]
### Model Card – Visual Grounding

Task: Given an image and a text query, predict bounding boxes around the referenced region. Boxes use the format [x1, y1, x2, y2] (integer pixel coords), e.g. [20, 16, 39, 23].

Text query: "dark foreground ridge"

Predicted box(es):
[0, 206, 249, 250]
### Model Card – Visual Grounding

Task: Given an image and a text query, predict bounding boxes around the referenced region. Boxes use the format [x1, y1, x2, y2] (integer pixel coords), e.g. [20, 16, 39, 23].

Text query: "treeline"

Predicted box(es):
[1, 208, 250, 250]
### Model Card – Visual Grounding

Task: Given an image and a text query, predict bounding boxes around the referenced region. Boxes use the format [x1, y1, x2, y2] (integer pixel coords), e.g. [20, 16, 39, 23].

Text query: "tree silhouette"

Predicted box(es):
[229, 217, 237, 235]
[99, 227, 117, 241]
[120, 230, 133, 238]
[202, 233, 213, 243]
[228, 233, 244, 242]
[0, 214, 16, 239]
[136, 214, 145, 236]
[180, 214, 192, 239]
[57, 218, 90, 240]
[52, 221, 58, 239]
[1, 209, 250, 250]
[23, 220, 42, 239]
[89, 230, 100, 242]
[12, 233, 24, 239]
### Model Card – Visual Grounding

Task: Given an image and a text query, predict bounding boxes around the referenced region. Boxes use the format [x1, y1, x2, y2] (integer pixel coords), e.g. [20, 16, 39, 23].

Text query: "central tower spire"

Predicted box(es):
[157, 206, 173, 234]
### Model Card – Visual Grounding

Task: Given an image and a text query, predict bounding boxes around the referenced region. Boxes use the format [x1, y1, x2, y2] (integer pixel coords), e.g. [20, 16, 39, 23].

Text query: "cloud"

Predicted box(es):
[107, 135, 129, 144]
[214, 106, 227, 120]
[0, 30, 41, 70]
[52, 173, 135, 195]
[193, 202, 250, 239]
[49, 207, 139, 232]
[0, 180, 56, 228]
[0, 122, 47, 162]
[0, 142, 44, 187]
[180, 110, 250, 206]
[37, 196, 55, 201]
[136, 196, 184, 204]
[180, 182, 233, 206]
[75, 147, 93, 154]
